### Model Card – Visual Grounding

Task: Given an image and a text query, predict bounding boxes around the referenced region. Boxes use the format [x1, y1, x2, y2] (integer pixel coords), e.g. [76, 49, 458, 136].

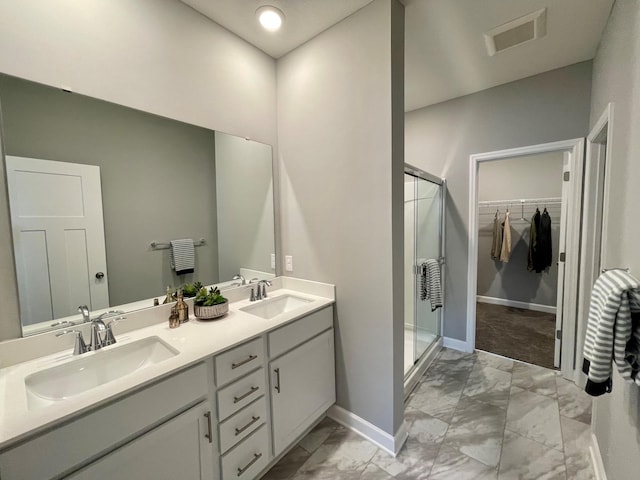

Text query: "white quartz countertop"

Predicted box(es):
[0, 277, 335, 450]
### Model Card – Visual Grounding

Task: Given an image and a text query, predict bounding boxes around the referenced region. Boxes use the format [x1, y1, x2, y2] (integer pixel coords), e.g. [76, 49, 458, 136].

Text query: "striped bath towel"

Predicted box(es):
[582, 269, 640, 396]
[420, 259, 442, 311]
[170, 239, 195, 275]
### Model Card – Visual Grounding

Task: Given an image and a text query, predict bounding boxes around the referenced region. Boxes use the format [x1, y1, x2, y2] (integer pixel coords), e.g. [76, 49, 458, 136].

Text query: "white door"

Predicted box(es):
[554, 156, 571, 368]
[6, 156, 109, 326]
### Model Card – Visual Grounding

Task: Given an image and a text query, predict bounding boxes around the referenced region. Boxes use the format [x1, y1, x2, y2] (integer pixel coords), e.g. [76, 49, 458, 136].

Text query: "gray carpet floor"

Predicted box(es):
[475, 302, 556, 369]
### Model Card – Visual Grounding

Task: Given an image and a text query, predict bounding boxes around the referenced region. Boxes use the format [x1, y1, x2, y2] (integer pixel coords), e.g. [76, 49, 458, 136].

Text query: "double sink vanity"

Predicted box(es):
[0, 277, 336, 480]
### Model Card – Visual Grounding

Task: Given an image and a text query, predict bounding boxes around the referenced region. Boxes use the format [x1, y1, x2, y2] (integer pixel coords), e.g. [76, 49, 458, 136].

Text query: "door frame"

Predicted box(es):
[467, 138, 585, 378]
[574, 103, 614, 384]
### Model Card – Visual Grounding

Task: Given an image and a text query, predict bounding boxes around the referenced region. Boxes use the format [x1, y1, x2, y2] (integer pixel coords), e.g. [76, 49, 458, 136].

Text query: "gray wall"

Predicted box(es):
[477, 152, 563, 307]
[215, 132, 275, 280]
[589, 1, 640, 478]
[277, 0, 406, 436]
[0, 75, 219, 307]
[0, 0, 276, 341]
[405, 61, 592, 341]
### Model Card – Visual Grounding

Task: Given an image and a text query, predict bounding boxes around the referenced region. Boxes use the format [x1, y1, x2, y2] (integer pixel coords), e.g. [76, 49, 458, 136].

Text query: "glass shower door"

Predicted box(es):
[414, 177, 443, 363]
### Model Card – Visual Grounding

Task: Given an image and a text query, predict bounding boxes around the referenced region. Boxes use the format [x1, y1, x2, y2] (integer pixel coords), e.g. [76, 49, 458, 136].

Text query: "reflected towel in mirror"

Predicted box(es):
[170, 239, 195, 275]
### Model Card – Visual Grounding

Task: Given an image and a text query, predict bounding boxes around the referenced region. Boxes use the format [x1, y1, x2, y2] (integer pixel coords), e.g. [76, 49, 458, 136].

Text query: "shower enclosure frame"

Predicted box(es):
[403, 164, 446, 397]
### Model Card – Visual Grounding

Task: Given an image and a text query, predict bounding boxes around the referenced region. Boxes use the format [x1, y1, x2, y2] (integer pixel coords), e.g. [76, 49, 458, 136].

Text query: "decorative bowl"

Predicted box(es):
[194, 301, 229, 320]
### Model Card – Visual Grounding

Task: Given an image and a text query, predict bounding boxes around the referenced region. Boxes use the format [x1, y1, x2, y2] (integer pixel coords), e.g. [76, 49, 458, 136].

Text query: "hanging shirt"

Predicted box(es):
[499, 210, 512, 262]
[527, 209, 540, 271]
[538, 209, 553, 270]
[491, 209, 502, 259]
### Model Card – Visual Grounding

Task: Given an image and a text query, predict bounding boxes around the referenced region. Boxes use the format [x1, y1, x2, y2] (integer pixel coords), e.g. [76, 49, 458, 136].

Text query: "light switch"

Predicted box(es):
[285, 255, 293, 272]
[271, 253, 276, 269]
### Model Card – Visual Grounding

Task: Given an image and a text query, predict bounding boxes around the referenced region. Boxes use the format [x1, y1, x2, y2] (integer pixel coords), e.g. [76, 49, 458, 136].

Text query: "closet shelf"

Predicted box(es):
[478, 197, 562, 207]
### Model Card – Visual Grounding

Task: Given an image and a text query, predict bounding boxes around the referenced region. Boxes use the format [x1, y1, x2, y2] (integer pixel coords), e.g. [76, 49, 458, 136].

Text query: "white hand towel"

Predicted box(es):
[170, 239, 195, 275]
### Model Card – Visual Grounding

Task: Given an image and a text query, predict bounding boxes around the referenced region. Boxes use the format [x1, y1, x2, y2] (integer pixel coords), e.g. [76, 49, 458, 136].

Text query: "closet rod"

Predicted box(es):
[478, 197, 562, 207]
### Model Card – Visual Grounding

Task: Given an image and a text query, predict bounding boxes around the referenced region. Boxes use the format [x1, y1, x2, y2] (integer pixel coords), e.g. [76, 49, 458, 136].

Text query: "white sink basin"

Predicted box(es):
[25, 336, 178, 410]
[240, 294, 312, 319]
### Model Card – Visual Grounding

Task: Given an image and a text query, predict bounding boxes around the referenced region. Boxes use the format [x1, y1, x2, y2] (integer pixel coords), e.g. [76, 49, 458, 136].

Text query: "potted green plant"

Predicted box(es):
[182, 281, 203, 298]
[193, 286, 228, 319]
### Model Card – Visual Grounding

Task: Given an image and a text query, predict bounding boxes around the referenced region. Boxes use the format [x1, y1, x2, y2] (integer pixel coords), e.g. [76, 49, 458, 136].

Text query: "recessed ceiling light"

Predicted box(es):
[256, 5, 284, 32]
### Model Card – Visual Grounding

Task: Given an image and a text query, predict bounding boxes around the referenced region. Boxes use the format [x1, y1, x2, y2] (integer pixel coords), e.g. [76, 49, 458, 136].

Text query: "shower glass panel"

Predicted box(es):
[414, 178, 442, 362]
[404, 174, 417, 375]
[404, 169, 443, 377]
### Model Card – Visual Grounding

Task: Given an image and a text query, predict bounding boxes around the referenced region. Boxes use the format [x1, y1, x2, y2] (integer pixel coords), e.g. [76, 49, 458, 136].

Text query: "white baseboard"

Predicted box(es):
[442, 336, 473, 353]
[590, 432, 607, 480]
[476, 295, 556, 314]
[327, 405, 408, 457]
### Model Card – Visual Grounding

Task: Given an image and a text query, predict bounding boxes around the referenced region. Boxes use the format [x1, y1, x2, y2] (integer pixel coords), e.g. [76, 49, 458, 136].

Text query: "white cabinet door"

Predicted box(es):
[270, 329, 335, 456]
[67, 402, 215, 480]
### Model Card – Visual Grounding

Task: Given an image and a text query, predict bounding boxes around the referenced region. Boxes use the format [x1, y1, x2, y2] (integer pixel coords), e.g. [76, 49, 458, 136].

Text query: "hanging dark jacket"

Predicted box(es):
[527, 209, 540, 271]
[535, 209, 553, 273]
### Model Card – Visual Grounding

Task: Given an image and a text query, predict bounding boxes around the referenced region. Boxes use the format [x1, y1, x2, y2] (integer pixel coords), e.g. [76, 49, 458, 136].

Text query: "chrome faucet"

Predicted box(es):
[255, 280, 272, 300]
[94, 311, 126, 347]
[233, 274, 247, 285]
[89, 319, 107, 351]
[87, 311, 126, 350]
[78, 305, 90, 323]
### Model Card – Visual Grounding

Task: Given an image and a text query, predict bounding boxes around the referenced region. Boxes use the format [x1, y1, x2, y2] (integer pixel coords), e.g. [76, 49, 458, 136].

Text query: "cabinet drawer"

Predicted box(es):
[269, 306, 333, 358]
[215, 337, 264, 387]
[217, 368, 265, 421]
[221, 425, 269, 480]
[219, 397, 267, 454]
[0, 363, 208, 480]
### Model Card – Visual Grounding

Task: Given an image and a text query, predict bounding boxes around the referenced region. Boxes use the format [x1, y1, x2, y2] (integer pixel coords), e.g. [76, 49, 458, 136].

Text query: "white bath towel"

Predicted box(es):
[170, 239, 195, 275]
[421, 259, 443, 311]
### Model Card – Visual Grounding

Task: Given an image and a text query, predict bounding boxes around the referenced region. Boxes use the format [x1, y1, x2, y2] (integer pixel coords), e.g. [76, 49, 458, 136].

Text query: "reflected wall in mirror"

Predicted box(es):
[0, 74, 276, 335]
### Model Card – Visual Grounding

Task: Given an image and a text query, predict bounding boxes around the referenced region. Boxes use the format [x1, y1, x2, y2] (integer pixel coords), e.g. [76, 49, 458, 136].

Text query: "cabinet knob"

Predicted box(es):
[95, 272, 105, 279]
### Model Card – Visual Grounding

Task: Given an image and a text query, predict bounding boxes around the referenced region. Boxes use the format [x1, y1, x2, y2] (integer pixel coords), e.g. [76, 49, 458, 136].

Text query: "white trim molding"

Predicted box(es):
[476, 295, 556, 314]
[590, 432, 608, 480]
[442, 336, 472, 353]
[327, 405, 409, 457]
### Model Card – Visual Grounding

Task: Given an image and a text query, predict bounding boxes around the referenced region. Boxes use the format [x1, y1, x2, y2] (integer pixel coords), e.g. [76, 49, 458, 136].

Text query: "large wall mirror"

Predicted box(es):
[0, 73, 276, 336]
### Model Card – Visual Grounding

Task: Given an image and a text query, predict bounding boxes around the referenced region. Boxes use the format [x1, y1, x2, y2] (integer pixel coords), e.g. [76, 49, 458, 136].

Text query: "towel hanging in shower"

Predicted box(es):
[420, 259, 442, 311]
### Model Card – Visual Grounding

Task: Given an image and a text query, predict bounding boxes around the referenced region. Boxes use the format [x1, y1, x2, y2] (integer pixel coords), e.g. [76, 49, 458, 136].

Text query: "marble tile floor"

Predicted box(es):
[262, 348, 594, 480]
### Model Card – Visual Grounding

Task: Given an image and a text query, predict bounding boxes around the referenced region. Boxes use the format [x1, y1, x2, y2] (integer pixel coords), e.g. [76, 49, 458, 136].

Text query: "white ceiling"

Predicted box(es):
[181, 0, 614, 112]
[181, 0, 374, 58]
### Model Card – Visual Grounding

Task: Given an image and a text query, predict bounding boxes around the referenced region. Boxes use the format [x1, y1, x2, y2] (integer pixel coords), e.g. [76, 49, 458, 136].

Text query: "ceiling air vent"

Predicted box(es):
[484, 8, 547, 56]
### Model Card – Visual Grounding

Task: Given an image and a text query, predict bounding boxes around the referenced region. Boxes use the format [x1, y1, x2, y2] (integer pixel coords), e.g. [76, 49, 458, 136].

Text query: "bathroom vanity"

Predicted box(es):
[0, 278, 336, 480]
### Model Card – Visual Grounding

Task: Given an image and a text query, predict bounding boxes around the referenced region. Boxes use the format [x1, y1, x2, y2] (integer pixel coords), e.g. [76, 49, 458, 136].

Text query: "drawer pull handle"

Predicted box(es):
[204, 411, 213, 444]
[233, 386, 259, 403]
[235, 415, 261, 436]
[237, 453, 262, 477]
[274, 368, 281, 393]
[232, 354, 258, 369]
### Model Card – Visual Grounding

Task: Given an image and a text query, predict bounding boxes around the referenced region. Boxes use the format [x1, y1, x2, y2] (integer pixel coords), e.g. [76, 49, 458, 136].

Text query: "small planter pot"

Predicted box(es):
[194, 301, 229, 320]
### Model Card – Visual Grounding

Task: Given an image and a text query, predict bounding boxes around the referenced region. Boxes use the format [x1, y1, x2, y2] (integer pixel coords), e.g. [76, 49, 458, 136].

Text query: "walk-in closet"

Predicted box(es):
[476, 151, 565, 369]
